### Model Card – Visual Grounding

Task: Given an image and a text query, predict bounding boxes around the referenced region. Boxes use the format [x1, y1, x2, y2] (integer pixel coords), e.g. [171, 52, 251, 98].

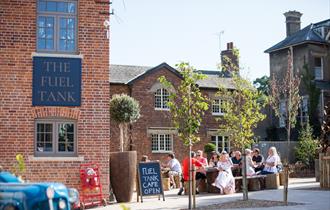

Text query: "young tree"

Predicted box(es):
[269, 50, 301, 147]
[159, 62, 209, 209]
[109, 94, 140, 152]
[218, 74, 267, 200]
[269, 49, 301, 204]
[294, 123, 319, 168]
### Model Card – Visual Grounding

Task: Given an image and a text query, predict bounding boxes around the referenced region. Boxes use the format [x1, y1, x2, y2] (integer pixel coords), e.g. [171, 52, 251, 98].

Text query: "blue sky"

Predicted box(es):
[110, 0, 329, 80]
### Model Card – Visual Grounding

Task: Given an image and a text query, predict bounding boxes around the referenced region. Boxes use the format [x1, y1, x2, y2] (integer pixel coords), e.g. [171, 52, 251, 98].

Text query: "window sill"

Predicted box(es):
[28, 155, 84, 162]
[151, 151, 173, 154]
[31, 52, 84, 59]
[212, 113, 224, 116]
[154, 108, 170, 111]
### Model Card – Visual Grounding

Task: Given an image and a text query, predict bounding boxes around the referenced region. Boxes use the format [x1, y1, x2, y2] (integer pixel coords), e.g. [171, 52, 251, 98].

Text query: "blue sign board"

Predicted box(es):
[32, 57, 81, 106]
[138, 161, 165, 201]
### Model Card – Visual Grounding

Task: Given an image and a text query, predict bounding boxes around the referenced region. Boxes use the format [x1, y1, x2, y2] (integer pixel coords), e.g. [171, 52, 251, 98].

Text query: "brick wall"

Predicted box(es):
[0, 0, 110, 194]
[109, 67, 228, 163]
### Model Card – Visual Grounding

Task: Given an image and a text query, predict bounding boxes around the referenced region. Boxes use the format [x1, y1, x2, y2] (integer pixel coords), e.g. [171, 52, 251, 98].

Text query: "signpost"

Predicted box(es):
[137, 161, 165, 202]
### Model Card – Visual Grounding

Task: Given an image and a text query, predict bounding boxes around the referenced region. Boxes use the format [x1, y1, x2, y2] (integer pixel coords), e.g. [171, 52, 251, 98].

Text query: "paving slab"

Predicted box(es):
[95, 178, 330, 210]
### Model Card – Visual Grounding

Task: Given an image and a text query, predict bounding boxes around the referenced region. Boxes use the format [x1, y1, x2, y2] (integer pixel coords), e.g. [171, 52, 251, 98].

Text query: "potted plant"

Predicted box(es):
[109, 94, 140, 203]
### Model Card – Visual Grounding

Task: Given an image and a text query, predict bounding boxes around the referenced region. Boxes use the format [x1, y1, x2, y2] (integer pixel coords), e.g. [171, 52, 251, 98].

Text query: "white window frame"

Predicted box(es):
[212, 99, 224, 116]
[211, 135, 230, 153]
[151, 134, 173, 153]
[35, 118, 77, 157]
[314, 57, 323, 80]
[154, 88, 170, 111]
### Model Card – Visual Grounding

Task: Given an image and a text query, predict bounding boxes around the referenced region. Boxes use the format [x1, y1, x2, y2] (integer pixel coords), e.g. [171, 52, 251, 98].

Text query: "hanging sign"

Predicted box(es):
[32, 56, 81, 106]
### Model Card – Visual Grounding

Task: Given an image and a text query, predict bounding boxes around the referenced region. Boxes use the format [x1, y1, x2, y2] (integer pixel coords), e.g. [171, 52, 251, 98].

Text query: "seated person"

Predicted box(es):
[195, 150, 208, 192]
[252, 148, 264, 172]
[245, 149, 256, 176]
[178, 152, 204, 195]
[231, 151, 242, 176]
[209, 151, 220, 167]
[163, 153, 182, 188]
[261, 147, 280, 175]
[213, 151, 235, 194]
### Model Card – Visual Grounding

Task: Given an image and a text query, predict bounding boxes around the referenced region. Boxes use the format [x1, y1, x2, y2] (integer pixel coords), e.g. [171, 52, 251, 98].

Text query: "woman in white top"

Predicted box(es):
[245, 149, 256, 176]
[260, 146, 280, 174]
[212, 151, 235, 194]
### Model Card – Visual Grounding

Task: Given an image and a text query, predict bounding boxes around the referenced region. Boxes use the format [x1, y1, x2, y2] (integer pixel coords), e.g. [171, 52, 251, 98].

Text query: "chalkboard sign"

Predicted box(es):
[137, 161, 165, 202]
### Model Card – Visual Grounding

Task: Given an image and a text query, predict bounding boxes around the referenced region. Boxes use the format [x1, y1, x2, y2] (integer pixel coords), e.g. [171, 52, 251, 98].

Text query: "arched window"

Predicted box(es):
[154, 88, 169, 110]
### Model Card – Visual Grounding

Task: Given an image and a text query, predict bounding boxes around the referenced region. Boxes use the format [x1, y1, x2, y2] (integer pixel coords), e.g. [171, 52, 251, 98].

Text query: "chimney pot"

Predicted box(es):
[284, 10, 302, 37]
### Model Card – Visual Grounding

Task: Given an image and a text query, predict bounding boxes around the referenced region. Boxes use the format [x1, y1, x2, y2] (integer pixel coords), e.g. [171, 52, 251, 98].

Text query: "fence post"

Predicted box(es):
[320, 153, 324, 188]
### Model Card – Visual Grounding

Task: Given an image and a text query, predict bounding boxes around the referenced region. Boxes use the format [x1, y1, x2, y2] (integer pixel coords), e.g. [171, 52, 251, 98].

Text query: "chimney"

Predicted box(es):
[284, 10, 302, 37]
[221, 42, 239, 74]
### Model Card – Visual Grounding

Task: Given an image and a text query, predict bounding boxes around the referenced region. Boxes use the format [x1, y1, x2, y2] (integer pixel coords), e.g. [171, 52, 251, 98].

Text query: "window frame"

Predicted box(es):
[212, 99, 225, 116]
[36, 0, 78, 54]
[34, 118, 77, 157]
[299, 95, 309, 125]
[314, 57, 323, 80]
[211, 135, 230, 153]
[154, 88, 170, 111]
[151, 134, 173, 153]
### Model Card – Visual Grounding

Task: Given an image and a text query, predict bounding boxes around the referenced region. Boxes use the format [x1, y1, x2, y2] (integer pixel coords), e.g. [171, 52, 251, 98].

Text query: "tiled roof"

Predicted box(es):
[197, 70, 235, 89]
[110, 63, 234, 89]
[265, 19, 330, 53]
[110, 64, 151, 84]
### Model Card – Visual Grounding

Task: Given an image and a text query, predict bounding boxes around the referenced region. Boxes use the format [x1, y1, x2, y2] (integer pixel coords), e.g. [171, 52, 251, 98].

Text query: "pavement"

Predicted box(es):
[95, 178, 330, 210]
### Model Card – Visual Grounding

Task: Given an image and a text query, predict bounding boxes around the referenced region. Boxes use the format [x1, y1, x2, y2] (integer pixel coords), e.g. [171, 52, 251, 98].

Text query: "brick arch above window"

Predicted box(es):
[33, 107, 80, 119]
[148, 82, 175, 93]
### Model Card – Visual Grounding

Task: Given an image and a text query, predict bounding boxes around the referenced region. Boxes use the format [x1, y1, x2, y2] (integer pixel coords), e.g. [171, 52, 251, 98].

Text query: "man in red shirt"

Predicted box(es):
[178, 151, 204, 195]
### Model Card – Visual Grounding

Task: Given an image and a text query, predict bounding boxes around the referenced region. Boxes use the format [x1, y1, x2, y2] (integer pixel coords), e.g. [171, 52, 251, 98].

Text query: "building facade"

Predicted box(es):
[110, 44, 246, 162]
[0, 0, 111, 193]
[265, 11, 330, 139]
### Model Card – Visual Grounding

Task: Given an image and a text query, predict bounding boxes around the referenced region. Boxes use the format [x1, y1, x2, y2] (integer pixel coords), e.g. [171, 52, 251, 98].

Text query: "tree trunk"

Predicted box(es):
[242, 150, 248, 200]
[119, 123, 124, 152]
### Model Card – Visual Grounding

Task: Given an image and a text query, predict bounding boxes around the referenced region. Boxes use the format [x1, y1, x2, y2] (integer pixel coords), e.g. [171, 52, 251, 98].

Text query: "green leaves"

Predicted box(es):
[294, 123, 319, 168]
[159, 62, 209, 146]
[109, 94, 141, 124]
[217, 75, 267, 149]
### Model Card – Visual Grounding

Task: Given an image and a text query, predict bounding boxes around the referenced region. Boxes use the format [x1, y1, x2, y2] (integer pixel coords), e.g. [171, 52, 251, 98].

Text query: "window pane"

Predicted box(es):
[67, 30, 74, 40]
[159, 135, 164, 150]
[57, 2, 67, 12]
[46, 28, 53, 39]
[46, 17, 54, 27]
[46, 1, 57, 12]
[38, 1, 46, 11]
[46, 39, 53, 49]
[67, 41, 75, 51]
[60, 18, 67, 29]
[38, 17, 46, 27]
[152, 134, 159, 151]
[68, 2, 76, 13]
[59, 39, 66, 50]
[38, 39, 46, 49]
[36, 123, 53, 153]
[58, 123, 74, 153]
[60, 29, 67, 39]
[67, 18, 75, 29]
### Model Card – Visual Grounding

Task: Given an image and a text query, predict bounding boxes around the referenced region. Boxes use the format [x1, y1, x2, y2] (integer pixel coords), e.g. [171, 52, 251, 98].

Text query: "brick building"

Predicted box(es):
[265, 11, 330, 139]
[110, 44, 241, 162]
[0, 0, 110, 194]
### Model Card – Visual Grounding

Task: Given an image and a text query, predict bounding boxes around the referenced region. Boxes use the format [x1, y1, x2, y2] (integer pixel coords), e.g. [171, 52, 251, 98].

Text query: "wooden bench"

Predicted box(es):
[234, 175, 267, 192]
